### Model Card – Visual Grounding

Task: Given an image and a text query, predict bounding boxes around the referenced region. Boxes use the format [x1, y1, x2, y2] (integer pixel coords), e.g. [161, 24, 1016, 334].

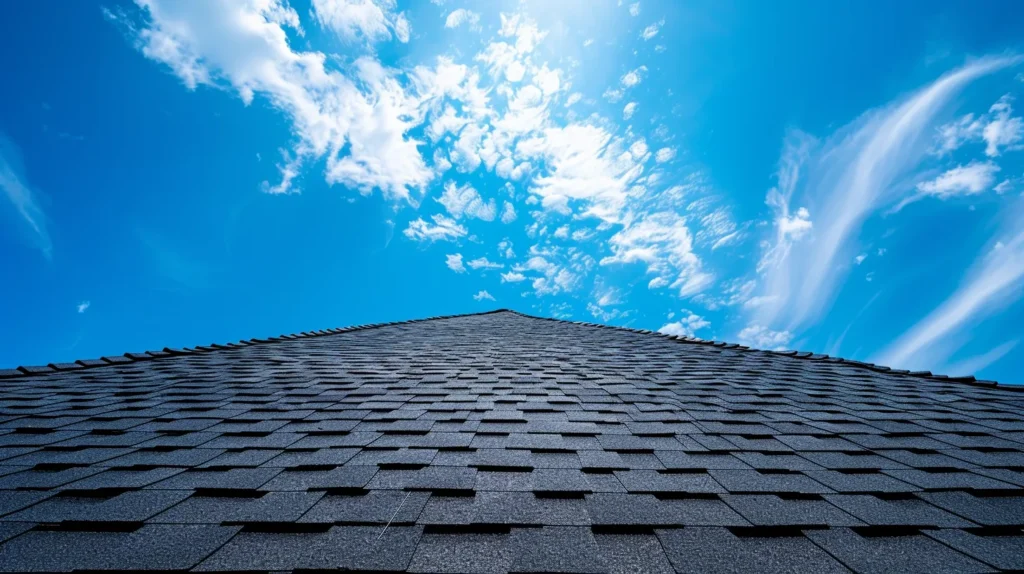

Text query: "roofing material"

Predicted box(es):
[0, 310, 1020, 572]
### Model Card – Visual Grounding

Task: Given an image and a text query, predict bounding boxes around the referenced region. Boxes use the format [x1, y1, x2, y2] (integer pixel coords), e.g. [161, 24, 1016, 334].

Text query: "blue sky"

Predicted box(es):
[2, 1, 1024, 383]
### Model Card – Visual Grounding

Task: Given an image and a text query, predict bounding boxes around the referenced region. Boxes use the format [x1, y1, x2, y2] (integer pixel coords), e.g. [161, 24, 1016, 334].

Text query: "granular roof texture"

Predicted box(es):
[0, 310, 1022, 573]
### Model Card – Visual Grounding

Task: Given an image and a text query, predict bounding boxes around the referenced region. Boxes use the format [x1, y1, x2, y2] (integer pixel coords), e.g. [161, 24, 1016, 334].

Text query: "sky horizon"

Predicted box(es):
[2, 0, 1024, 383]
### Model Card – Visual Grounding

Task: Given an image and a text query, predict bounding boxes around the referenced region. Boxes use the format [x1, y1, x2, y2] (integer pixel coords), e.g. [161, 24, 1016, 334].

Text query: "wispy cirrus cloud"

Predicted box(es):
[876, 209, 1024, 371]
[754, 56, 1023, 335]
[0, 133, 51, 259]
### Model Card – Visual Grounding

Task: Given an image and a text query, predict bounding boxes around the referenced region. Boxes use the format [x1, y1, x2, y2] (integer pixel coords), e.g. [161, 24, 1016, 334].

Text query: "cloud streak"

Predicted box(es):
[756, 56, 1023, 333]
[876, 212, 1024, 372]
[0, 133, 51, 258]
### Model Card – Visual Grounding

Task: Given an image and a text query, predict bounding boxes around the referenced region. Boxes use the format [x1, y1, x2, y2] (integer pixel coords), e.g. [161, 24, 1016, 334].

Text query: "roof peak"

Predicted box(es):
[0, 308, 1010, 390]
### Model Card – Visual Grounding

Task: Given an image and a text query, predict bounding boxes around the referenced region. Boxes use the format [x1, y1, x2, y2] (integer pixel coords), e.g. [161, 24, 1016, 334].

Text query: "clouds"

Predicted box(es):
[118, 0, 445, 201]
[446, 253, 465, 272]
[621, 66, 647, 88]
[404, 214, 467, 242]
[737, 324, 794, 351]
[877, 214, 1024, 371]
[0, 133, 51, 258]
[934, 94, 1023, 157]
[438, 181, 497, 221]
[917, 161, 1000, 199]
[601, 211, 713, 297]
[754, 57, 1023, 333]
[658, 310, 709, 337]
[640, 20, 663, 41]
[622, 102, 638, 120]
[311, 0, 410, 44]
[473, 289, 495, 301]
[444, 9, 479, 30]
[76, 301, 91, 314]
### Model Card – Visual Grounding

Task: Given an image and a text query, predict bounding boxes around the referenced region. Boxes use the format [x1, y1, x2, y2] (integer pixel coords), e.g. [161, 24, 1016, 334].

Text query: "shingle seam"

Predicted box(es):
[500, 310, 1016, 392]
[0, 309, 515, 381]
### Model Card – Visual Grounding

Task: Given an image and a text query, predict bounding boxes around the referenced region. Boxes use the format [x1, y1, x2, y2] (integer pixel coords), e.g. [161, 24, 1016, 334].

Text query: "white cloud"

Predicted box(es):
[601, 211, 713, 298]
[566, 93, 582, 107]
[983, 95, 1023, 157]
[0, 133, 51, 258]
[77, 301, 91, 314]
[658, 310, 710, 337]
[629, 2, 640, 16]
[621, 66, 647, 88]
[446, 253, 466, 272]
[501, 271, 526, 282]
[437, 181, 497, 221]
[122, 0, 437, 201]
[444, 8, 480, 29]
[603, 88, 624, 103]
[934, 114, 985, 156]
[473, 290, 496, 301]
[877, 218, 1024, 371]
[917, 161, 999, 198]
[753, 57, 1022, 333]
[944, 340, 1019, 377]
[467, 257, 503, 270]
[737, 324, 793, 351]
[641, 20, 663, 41]
[516, 123, 644, 223]
[500, 201, 517, 223]
[655, 147, 675, 163]
[854, 253, 867, 265]
[311, 0, 408, 44]
[623, 102, 638, 120]
[404, 214, 467, 242]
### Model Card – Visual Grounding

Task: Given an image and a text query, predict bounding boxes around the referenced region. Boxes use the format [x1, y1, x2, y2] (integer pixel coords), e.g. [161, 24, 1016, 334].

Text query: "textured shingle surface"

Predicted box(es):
[0, 309, 1021, 572]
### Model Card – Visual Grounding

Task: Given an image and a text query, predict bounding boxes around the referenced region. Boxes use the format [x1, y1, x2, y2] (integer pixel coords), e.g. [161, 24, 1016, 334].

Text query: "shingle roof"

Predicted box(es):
[0, 309, 1021, 572]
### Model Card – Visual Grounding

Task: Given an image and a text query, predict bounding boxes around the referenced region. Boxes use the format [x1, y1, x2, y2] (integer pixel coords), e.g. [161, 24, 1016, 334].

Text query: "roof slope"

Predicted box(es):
[0, 310, 1020, 572]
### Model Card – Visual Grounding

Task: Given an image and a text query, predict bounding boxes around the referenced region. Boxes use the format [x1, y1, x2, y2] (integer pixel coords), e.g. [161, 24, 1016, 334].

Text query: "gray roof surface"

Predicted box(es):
[0, 309, 1021, 572]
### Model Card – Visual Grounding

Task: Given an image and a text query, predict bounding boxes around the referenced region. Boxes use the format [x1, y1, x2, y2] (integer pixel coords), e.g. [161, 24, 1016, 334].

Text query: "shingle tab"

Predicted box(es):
[0, 309, 1019, 572]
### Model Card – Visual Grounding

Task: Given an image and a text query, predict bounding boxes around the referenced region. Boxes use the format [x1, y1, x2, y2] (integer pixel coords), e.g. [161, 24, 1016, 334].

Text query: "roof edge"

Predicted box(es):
[502, 310, 1015, 392]
[1, 308, 1016, 391]
[0, 309, 515, 380]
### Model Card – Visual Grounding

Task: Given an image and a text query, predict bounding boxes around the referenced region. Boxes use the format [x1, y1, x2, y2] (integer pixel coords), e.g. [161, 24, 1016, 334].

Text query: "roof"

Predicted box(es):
[0, 309, 1020, 573]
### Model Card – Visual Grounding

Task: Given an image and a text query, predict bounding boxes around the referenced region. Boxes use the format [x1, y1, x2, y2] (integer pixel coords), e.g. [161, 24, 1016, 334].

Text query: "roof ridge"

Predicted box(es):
[0, 309, 516, 380]
[2, 308, 1015, 391]
[500, 310, 1015, 392]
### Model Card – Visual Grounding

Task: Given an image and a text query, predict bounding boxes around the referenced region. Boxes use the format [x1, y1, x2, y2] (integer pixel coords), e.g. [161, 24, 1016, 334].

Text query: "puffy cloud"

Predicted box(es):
[737, 324, 793, 350]
[621, 66, 647, 88]
[444, 8, 479, 29]
[917, 161, 1000, 198]
[77, 301, 91, 314]
[641, 20, 663, 41]
[658, 310, 710, 337]
[983, 95, 1023, 157]
[655, 147, 676, 163]
[467, 257, 503, 270]
[623, 102, 638, 120]
[933, 94, 1023, 157]
[311, 0, 409, 44]
[565, 93, 582, 107]
[473, 290, 496, 301]
[516, 123, 644, 223]
[121, 0, 434, 201]
[446, 253, 466, 272]
[629, 2, 640, 16]
[404, 214, 467, 242]
[601, 211, 713, 298]
[500, 271, 526, 282]
[437, 181, 497, 221]
[500, 201, 517, 223]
